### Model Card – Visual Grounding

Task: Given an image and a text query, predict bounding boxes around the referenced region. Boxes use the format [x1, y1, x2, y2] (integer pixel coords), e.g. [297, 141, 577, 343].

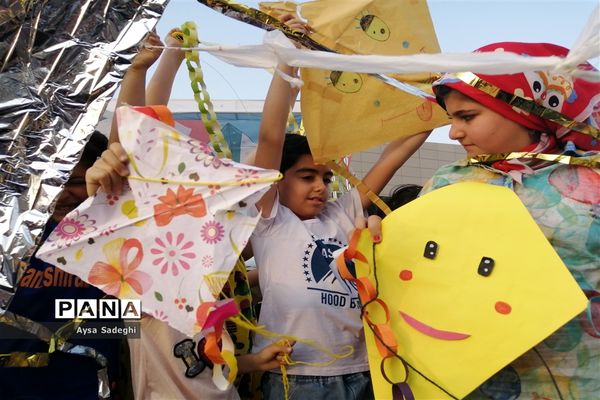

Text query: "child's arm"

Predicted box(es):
[359, 131, 430, 209]
[92, 32, 166, 195]
[108, 31, 163, 143]
[145, 28, 185, 106]
[252, 64, 298, 217]
[253, 16, 306, 217]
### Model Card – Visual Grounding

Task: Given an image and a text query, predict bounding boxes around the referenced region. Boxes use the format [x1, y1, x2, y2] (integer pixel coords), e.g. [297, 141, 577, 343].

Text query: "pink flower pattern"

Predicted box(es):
[152, 310, 169, 321]
[174, 297, 187, 310]
[106, 194, 120, 206]
[187, 138, 232, 169]
[200, 221, 225, 245]
[50, 210, 96, 247]
[151, 232, 196, 276]
[203, 155, 231, 169]
[201, 255, 214, 269]
[135, 183, 158, 206]
[134, 128, 158, 162]
[208, 184, 221, 195]
[188, 139, 212, 162]
[100, 224, 118, 237]
[235, 168, 260, 187]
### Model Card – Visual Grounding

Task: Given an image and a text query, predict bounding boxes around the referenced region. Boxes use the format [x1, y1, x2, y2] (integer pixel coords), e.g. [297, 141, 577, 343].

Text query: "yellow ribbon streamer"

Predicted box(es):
[326, 161, 392, 216]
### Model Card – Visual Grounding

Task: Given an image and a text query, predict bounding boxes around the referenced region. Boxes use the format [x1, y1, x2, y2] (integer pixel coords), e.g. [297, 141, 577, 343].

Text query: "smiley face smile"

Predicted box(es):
[399, 311, 471, 340]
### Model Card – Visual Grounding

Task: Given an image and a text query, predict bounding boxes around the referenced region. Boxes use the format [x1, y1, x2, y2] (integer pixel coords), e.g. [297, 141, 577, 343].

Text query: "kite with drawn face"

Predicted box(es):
[346, 182, 587, 399]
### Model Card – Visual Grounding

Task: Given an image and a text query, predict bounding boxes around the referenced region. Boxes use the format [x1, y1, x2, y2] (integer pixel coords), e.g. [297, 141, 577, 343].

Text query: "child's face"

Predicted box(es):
[51, 163, 88, 222]
[445, 91, 533, 156]
[278, 154, 333, 220]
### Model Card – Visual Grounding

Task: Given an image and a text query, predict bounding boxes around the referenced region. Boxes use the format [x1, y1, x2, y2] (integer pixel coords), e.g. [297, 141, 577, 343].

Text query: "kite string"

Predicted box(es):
[127, 173, 282, 186]
[532, 347, 564, 400]
[225, 313, 354, 400]
[227, 314, 354, 368]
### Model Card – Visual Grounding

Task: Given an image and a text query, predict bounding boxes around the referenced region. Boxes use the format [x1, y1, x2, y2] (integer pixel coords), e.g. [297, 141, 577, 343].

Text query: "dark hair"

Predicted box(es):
[280, 134, 312, 173]
[79, 131, 108, 168]
[389, 184, 422, 209]
[367, 184, 422, 218]
[433, 85, 454, 110]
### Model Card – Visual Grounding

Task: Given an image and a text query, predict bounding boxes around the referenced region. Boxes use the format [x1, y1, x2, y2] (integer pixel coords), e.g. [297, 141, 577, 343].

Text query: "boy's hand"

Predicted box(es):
[163, 28, 185, 62]
[280, 13, 312, 36]
[354, 216, 382, 244]
[237, 340, 294, 374]
[85, 142, 130, 196]
[130, 31, 163, 71]
[165, 28, 184, 49]
[276, 13, 312, 75]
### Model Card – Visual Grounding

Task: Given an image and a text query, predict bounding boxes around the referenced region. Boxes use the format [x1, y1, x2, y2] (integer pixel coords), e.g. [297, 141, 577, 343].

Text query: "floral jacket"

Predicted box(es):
[421, 152, 600, 400]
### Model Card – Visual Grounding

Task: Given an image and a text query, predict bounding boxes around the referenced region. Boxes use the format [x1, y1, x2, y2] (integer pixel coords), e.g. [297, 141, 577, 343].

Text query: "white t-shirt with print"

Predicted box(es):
[250, 189, 369, 376]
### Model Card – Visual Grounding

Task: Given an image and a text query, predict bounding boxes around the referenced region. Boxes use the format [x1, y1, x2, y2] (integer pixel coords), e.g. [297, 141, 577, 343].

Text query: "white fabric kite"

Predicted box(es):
[37, 107, 280, 338]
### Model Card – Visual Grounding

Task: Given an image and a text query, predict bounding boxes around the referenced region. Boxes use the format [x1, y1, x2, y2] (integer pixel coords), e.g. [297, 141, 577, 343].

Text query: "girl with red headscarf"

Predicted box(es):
[420, 42, 599, 399]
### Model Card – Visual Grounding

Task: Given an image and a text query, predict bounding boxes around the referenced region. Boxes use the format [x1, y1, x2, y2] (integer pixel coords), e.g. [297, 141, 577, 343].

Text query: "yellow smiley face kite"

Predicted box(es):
[352, 182, 587, 399]
[260, 0, 450, 162]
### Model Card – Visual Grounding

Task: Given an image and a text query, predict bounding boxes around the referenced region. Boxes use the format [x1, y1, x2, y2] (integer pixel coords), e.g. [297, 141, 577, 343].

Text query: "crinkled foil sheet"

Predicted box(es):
[0, 0, 170, 312]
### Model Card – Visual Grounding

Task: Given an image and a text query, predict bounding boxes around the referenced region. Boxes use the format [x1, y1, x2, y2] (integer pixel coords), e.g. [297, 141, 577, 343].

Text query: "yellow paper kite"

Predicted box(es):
[261, 0, 450, 162]
[341, 182, 587, 399]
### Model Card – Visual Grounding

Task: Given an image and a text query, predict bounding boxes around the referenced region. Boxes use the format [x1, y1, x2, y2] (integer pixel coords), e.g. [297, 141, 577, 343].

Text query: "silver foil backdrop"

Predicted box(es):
[0, 0, 170, 312]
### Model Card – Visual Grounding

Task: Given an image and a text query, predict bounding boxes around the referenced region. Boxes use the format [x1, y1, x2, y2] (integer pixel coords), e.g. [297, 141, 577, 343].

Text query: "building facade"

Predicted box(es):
[101, 99, 465, 197]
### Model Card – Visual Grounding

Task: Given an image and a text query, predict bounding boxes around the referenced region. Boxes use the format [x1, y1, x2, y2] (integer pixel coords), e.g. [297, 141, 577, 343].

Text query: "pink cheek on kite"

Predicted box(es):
[399, 270, 413, 281]
[495, 301, 512, 315]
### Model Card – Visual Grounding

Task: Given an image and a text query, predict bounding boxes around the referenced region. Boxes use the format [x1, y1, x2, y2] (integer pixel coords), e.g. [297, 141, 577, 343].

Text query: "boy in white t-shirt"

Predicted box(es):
[250, 15, 429, 399]
[85, 30, 293, 400]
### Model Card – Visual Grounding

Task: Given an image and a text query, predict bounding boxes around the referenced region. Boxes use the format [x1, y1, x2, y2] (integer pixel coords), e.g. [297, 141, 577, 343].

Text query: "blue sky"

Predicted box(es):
[151, 0, 598, 143]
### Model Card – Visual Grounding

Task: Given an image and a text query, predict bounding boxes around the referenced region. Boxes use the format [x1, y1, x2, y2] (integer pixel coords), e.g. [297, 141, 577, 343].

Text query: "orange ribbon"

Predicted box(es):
[335, 229, 398, 359]
[132, 105, 175, 127]
[196, 299, 240, 365]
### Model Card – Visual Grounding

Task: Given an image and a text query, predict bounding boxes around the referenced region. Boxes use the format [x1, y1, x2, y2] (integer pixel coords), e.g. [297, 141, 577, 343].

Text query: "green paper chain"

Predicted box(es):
[181, 21, 232, 159]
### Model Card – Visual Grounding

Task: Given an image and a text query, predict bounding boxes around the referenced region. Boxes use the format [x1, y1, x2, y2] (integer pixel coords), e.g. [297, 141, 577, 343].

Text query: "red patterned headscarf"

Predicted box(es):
[433, 42, 600, 151]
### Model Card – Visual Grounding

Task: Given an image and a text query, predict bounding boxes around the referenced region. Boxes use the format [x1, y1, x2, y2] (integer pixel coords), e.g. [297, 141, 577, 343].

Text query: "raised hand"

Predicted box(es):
[85, 142, 130, 196]
[130, 30, 163, 71]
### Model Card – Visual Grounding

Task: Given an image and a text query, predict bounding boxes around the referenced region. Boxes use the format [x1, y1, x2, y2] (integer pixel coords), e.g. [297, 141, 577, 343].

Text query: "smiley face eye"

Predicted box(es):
[478, 257, 494, 277]
[423, 240, 438, 259]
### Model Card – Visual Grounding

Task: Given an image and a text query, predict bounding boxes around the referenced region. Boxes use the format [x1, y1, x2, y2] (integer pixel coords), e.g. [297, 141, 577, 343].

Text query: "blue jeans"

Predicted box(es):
[261, 371, 374, 400]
